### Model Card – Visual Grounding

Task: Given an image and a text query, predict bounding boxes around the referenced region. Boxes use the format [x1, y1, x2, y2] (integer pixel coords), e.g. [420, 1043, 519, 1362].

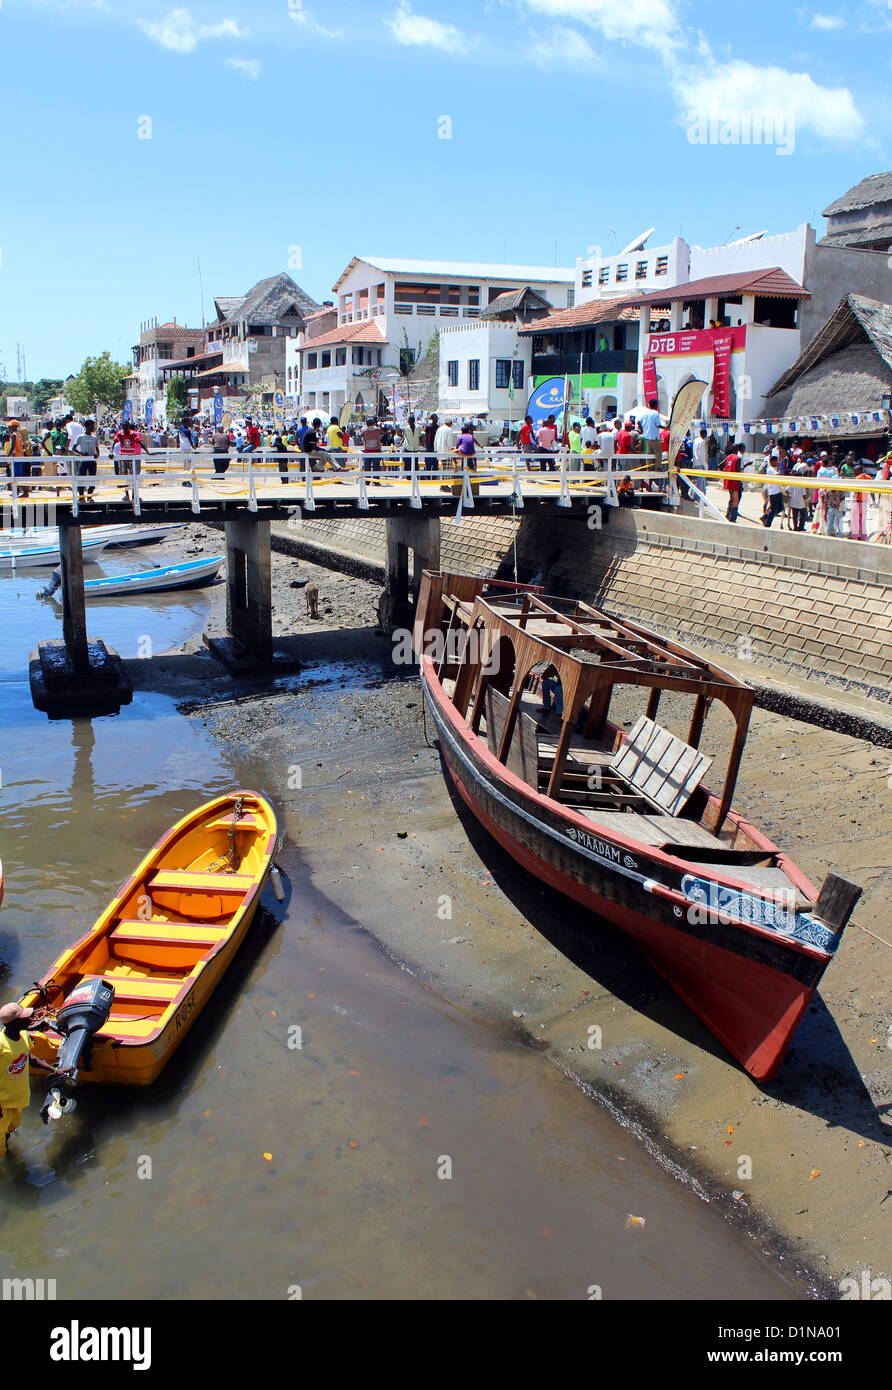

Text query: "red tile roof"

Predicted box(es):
[628, 267, 809, 306]
[302, 319, 387, 350]
[518, 297, 639, 334]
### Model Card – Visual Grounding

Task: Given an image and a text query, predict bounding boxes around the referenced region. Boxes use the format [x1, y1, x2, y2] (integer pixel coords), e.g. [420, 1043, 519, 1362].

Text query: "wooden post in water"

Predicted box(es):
[58, 523, 90, 675]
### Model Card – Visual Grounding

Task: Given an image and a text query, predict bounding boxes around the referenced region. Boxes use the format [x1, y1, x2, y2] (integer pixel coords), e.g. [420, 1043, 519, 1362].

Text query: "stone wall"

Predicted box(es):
[276, 508, 892, 695]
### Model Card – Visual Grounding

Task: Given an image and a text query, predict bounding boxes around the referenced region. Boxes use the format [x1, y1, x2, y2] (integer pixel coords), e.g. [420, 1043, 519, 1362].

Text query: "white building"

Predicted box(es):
[438, 287, 556, 421]
[332, 254, 574, 362]
[292, 319, 387, 419]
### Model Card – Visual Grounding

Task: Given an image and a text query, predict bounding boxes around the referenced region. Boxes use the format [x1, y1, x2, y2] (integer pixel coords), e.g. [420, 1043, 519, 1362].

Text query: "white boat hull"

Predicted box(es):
[0, 538, 110, 572]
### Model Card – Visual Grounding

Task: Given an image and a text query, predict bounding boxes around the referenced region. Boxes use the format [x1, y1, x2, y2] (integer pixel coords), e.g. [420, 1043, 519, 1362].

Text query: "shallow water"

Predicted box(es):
[0, 567, 803, 1299]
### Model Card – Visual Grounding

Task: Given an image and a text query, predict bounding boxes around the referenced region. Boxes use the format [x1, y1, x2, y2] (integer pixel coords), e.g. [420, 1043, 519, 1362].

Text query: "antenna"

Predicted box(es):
[198, 256, 206, 328]
[553, 240, 558, 266]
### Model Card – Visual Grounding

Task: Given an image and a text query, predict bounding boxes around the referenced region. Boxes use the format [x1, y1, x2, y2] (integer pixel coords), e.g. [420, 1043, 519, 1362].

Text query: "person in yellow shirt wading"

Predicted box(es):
[0, 1003, 61, 1159]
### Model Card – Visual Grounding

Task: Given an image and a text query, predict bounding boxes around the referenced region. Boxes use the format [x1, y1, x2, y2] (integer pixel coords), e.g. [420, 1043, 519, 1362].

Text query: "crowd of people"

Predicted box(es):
[712, 435, 892, 542]
[3, 403, 889, 541]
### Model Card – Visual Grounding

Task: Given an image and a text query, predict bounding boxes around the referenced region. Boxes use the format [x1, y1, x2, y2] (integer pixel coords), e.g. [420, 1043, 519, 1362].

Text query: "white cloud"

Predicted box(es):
[810, 13, 846, 29]
[289, 10, 344, 40]
[225, 56, 262, 79]
[521, 0, 681, 57]
[385, 2, 466, 54]
[138, 8, 247, 54]
[680, 58, 865, 144]
[528, 26, 598, 66]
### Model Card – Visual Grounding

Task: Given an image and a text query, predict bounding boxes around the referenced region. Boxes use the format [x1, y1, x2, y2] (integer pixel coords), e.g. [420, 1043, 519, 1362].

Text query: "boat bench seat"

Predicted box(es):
[204, 816, 264, 833]
[98, 975, 185, 1003]
[149, 871, 253, 894]
[111, 921, 224, 950]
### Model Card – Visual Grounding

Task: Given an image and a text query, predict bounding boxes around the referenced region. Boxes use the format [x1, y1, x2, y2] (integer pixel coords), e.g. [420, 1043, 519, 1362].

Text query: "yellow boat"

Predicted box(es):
[24, 792, 279, 1087]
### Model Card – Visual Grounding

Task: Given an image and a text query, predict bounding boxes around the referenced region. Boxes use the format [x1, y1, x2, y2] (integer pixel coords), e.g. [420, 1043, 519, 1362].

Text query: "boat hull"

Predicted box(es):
[24, 792, 277, 1087]
[422, 658, 834, 1082]
[83, 558, 223, 597]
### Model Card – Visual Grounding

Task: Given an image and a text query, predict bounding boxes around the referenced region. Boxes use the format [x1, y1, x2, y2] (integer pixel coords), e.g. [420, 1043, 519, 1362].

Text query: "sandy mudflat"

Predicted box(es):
[126, 536, 892, 1294]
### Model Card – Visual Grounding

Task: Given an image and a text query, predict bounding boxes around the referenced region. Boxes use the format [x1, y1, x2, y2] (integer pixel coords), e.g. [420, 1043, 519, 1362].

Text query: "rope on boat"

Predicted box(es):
[208, 796, 245, 875]
[854, 922, 892, 952]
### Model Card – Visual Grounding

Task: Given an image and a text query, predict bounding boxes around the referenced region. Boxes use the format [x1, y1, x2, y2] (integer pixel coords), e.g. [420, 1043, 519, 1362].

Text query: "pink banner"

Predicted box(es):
[642, 354, 659, 405]
[646, 326, 746, 357]
[712, 332, 734, 419]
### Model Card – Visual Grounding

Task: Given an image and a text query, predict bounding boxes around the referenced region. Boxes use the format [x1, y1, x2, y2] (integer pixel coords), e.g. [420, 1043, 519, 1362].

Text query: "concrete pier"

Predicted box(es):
[205, 515, 300, 671]
[379, 514, 441, 632]
[29, 523, 132, 719]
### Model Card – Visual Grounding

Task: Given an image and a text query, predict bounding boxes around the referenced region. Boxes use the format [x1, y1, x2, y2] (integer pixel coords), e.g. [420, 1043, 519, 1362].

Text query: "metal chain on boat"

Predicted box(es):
[208, 796, 245, 875]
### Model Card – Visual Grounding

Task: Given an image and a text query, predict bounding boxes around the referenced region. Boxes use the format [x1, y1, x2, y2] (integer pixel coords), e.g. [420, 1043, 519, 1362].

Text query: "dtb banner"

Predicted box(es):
[642, 355, 659, 406]
[712, 333, 734, 419]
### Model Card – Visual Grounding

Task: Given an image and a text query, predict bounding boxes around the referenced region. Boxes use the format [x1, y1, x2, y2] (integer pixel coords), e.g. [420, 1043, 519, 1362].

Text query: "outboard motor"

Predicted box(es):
[40, 978, 114, 1124]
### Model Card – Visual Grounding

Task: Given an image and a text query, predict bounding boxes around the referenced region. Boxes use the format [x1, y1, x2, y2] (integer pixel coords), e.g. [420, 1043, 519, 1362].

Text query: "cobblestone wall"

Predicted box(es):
[286, 511, 892, 693]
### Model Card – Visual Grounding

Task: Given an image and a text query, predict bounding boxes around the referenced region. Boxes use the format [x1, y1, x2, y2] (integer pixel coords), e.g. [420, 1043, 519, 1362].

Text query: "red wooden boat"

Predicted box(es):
[413, 572, 861, 1082]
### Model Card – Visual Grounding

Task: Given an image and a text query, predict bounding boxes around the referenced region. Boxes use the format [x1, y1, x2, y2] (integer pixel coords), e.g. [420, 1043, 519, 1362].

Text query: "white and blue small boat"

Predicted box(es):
[0, 535, 111, 572]
[40, 555, 223, 600]
[83, 556, 224, 597]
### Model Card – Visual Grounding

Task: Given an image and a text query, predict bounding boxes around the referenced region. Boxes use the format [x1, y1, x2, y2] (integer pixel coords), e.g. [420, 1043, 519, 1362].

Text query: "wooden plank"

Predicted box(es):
[814, 874, 861, 931]
[611, 717, 713, 817]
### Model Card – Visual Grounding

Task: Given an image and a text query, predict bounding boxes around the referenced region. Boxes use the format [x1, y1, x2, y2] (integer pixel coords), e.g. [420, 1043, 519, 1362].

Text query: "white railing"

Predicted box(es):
[0, 450, 668, 517]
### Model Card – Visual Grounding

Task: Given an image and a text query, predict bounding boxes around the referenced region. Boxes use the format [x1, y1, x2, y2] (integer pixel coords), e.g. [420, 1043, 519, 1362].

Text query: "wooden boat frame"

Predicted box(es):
[413, 572, 859, 1080]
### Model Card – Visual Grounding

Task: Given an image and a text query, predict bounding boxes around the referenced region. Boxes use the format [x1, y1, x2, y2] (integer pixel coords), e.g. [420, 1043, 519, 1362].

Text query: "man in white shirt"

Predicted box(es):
[581, 417, 598, 450]
[598, 424, 616, 460]
[64, 414, 85, 455]
[761, 460, 784, 528]
[434, 418, 456, 461]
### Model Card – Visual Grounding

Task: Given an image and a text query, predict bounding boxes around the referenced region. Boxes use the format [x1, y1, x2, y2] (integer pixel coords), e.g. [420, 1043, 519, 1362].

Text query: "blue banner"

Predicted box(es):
[145, 397, 154, 426]
[527, 376, 568, 425]
[214, 393, 224, 426]
[123, 399, 133, 421]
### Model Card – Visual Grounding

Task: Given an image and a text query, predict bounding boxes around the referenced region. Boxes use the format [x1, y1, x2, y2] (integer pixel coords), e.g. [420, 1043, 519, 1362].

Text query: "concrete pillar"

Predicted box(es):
[224, 515, 273, 664]
[59, 524, 89, 675]
[379, 514, 441, 632]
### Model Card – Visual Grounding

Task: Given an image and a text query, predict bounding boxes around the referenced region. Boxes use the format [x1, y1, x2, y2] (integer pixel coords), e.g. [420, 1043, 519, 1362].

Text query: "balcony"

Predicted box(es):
[531, 350, 639, 378]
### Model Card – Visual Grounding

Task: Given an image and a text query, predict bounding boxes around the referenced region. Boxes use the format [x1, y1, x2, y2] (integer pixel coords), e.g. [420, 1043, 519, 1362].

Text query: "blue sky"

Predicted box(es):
[2, 0, 892, 379]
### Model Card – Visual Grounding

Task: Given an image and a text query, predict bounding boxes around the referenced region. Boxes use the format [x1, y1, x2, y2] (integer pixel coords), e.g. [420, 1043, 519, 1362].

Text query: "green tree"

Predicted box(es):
[67, 352, 128, 416]
[166, 375, 189, 421]
[32, 378, 64, 414]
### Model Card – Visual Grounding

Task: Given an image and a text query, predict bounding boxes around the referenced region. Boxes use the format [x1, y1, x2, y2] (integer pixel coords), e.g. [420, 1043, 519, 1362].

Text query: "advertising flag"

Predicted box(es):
[145, 397, 154, 427]
[526, 376, 569, 425]
[273, 390, 285, 431]
[667, 379, 708, 504]
[123, 400, 133, 421]
[214, 393, 224, 427]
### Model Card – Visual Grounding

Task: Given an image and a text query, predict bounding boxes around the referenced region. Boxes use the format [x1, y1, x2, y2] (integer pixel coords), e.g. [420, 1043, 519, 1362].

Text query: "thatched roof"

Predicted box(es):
[766, 344, 892, 429]
[823, 171, 892, 217]
[768, 293, 892, 399]
[818, 224, 892, 249]
[480, 287, 553, 320]
[214, 273, 320, 327]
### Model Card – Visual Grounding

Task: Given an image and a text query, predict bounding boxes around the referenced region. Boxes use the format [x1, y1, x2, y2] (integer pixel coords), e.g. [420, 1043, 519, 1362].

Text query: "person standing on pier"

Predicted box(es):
[722, 442, 744, 522]
[71, 419, 100, 498]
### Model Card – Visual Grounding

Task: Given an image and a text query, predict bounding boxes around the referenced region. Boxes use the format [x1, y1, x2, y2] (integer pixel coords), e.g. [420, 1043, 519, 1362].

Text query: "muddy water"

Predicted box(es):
[0, 575, 801, 1299]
